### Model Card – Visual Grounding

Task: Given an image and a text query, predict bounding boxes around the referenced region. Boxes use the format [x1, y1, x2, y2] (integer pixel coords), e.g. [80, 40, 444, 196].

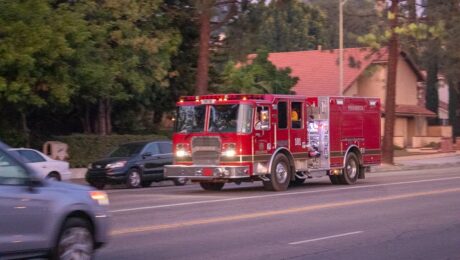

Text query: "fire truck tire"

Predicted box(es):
[329, 175, 341, 185]
[339, 153, 360, 185]
[199, 182, 225, 191]
[264, 153, 291, 191]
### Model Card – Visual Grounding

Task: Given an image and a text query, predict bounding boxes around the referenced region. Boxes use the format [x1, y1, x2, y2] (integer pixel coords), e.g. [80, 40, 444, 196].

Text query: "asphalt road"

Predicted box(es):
[95, 166, 460, 260]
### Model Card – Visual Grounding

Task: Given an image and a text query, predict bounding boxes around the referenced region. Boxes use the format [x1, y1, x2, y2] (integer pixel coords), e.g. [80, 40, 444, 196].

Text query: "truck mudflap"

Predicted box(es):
[164, 165, 250, 180]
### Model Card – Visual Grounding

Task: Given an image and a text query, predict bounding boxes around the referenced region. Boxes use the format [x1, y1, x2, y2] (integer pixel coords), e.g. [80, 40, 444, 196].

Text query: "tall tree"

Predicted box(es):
[0, 0, 88, 144]
[70, 0, 181, 135]
[225, 0, 326, 60]
[382, 0, 400, 164]
[194, 0, 239, 95]
[307, 0, 379, 49]
[219, 50, 299, 94]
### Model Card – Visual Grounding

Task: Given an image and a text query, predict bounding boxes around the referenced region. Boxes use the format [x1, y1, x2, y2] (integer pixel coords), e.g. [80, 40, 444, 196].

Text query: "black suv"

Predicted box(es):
[86, 140, 187, 189]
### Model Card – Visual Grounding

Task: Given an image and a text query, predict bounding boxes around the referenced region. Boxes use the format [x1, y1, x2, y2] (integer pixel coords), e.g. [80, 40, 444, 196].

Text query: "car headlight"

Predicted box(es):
[222, 143, 236, 157]
[106, 161, 127, 169]
[89, 191, 109, 206]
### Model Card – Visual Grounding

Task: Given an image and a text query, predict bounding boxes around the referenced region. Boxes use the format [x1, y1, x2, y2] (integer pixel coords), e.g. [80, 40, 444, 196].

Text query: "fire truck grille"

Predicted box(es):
[191, 136, 221, 165]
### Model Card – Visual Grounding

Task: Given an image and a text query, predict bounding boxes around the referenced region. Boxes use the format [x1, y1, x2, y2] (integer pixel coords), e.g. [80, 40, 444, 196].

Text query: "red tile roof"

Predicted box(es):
[394, 104, 437, 117]
[264, 48, 388, 96]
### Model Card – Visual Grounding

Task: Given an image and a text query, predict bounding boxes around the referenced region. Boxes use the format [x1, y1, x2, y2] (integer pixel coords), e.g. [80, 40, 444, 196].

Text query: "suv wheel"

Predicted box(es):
[126, 168, 142, 188]
[53, 217, 93, 260]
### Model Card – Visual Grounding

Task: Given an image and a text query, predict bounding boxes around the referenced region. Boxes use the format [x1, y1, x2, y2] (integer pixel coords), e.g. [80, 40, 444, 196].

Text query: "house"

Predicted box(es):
[264, 47, 439, 148]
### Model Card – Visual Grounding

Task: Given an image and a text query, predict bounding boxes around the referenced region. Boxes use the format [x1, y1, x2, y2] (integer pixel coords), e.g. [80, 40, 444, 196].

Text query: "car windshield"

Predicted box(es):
[208, 104, 252, 133]
[174, 105, 206, 133]
[109, 143, 144, 158]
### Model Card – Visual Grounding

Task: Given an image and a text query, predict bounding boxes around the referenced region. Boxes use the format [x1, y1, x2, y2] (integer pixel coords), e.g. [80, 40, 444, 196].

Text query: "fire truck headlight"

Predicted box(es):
[176, 143, 190, 158]
[223, 149, 236, 157]
[222, 143, 237, 157]
[176, 149, 189, 157]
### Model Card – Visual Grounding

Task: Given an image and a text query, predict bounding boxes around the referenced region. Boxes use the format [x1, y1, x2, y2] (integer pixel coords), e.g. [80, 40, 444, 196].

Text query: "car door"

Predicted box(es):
[158, 142, 173, 168]
[141, 143, 164, 179]
[0, 149, 52, 254]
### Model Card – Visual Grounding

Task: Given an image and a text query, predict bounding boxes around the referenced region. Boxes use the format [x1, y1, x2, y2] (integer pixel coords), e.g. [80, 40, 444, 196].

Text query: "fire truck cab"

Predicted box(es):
[164, 94, 381, 191]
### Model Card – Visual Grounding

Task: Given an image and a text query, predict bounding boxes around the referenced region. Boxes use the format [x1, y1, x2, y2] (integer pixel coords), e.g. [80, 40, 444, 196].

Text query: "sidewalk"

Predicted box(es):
[71, 151, 460, 181]
[371, 151, 460, 172]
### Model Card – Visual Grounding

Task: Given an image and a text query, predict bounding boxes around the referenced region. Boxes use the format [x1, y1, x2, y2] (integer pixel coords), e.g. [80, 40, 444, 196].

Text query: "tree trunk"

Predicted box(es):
[195, 4, 211, 95]
[82, 103, 92, 133]
[425, 54, 439, 125]
[382, 0, 399, 165]
[449, 81, 459, 143]
[20, 110, 30, 147]
[106, 99, 112, 135]
[98, 99, 107, 136]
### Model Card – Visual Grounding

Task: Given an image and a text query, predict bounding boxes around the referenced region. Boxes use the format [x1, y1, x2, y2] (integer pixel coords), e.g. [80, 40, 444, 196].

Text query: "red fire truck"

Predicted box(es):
[164, 94, 381, 191]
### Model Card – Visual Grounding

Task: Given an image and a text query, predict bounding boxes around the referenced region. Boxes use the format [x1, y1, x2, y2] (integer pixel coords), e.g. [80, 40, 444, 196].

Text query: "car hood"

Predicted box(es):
[44, 179, 92, 191]
[92, 157, 132, 166]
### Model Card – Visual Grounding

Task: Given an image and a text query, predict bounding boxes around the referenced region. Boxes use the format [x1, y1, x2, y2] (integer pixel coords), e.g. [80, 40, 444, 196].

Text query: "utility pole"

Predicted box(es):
[339, 0, 348, 96]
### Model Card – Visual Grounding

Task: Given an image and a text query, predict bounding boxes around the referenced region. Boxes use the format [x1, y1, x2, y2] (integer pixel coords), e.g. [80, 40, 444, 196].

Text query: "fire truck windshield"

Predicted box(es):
[208, 104, 252, 133]
[175, 105, 206, 133]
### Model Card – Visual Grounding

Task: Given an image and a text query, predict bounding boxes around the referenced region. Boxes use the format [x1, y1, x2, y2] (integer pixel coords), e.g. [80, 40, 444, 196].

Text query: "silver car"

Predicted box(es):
[0, 143, 110, 259]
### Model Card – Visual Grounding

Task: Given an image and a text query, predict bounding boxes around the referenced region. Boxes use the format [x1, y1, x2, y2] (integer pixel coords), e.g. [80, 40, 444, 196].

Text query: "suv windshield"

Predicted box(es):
[208, 104, 252, 133]
[175, 105, 206, 133]
[109, 143, 144, 158]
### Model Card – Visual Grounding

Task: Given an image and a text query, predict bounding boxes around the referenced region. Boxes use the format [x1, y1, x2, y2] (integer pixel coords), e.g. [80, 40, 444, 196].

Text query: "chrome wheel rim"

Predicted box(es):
[275, 162, 288, 183]
[346, 158, 358, 179]
[59, 227, 93, 260]
[129, 171, 141, 187]
[177, 177, 187, 184]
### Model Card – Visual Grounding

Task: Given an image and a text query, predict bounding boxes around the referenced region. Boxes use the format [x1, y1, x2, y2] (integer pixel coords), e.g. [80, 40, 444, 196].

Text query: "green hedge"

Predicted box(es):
[54, 134, 169, 168]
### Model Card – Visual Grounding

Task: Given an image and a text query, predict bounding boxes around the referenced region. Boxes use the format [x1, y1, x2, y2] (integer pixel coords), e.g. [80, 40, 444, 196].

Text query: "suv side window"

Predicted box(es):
[159, 143, 172, 154]
[18, 150, 46, 163]
[0, 150, 29, 186]
[144, 143, 160, 155]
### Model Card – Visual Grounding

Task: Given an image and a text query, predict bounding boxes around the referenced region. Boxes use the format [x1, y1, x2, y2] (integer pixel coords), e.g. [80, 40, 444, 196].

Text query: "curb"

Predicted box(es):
[371, 162, 460, 173]
[70, 168, 87, 179]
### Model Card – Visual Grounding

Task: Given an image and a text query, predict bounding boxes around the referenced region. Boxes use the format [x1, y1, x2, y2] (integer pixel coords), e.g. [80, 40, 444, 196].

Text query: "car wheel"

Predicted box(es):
[141, 180, 152, 188]
[339, 153, 360, 185]
[199, 182, 225, 191]
[46, 172, 61, 181]
[173, 177, 188, 186]
[53, 217, 93, 260]
[126, 168, 142, 188]
[263, 153, 291, 191]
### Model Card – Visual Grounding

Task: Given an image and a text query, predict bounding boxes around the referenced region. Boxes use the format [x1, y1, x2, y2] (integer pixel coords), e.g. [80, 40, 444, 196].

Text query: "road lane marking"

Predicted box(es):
[111, 187, 460, 236]
[288, 231, 364, 245]
[110, 176, 460, 213]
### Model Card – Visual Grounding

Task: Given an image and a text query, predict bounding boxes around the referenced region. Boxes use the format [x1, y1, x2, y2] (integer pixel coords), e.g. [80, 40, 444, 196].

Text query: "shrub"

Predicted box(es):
[54, 134, 168, 167]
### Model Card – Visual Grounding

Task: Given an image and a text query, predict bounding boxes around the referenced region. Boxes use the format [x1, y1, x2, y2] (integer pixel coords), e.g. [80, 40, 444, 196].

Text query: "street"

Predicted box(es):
[95, 166, 460, 260]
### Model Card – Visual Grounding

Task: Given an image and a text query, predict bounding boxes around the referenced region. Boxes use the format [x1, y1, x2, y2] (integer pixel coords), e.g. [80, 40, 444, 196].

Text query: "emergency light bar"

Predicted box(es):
[179, 94, 266, 103]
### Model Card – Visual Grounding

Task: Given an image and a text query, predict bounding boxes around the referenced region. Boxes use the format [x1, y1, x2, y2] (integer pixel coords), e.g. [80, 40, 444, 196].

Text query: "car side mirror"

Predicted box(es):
[142, 152, 152, 159]
[26, 176, 43, 192]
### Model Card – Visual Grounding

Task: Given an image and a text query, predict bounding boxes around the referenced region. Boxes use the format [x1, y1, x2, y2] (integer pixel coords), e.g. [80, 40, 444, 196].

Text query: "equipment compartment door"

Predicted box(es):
[274, 100, 289, 150]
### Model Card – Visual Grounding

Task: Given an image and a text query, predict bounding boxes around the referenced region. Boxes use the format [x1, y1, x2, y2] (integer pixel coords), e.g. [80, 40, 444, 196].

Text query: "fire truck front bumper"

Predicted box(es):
[164, 165, 250, 180]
